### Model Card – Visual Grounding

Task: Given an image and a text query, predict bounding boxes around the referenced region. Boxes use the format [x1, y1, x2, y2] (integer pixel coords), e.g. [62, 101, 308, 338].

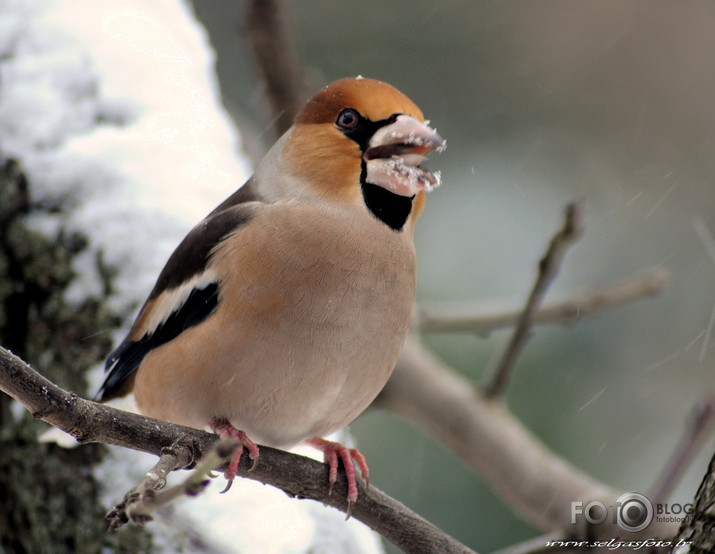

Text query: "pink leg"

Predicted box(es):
[306, 437, 370, 517]
[210, 418, 260, 492]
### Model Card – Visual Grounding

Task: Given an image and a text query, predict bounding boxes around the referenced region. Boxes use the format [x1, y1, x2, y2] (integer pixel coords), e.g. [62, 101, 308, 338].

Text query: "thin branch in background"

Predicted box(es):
[244, 0, 305, 138]
[0, 346, 475, 554]
[417, 267, 669, 335]
[380, 337, 678, 542]
[483, 202, 584, 399]
[379, 336, 624, 535]
[649, 398, 715, 505]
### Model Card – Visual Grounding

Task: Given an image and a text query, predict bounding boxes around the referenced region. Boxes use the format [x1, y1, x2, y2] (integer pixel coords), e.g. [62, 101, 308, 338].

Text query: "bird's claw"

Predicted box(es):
[306, 437, 370, 519]
[220, 478, 234, 494]
[210, 418, 260, 491]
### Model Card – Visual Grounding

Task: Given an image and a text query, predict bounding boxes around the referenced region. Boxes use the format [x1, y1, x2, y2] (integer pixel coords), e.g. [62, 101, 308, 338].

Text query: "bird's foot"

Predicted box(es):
[209, 417, 260, 493]
[306, 437, 369, 518]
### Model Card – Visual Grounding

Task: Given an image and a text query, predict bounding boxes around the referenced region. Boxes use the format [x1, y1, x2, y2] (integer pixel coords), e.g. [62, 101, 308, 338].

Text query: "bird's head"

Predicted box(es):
[281, 77, 445, 231]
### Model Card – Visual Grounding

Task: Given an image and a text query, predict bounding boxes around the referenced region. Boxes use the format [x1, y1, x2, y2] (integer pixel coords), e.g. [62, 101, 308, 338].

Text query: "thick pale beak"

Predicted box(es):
[364, 115, 446, 197]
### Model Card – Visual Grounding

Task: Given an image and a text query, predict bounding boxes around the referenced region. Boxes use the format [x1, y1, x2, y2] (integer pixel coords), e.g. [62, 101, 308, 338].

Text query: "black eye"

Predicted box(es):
[337, 109, 359, 129]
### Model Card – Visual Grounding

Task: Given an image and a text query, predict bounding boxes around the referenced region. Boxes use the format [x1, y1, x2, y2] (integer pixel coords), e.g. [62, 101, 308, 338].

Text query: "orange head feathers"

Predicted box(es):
[283, 77, 445, 230]
[295, 77, 425, 125]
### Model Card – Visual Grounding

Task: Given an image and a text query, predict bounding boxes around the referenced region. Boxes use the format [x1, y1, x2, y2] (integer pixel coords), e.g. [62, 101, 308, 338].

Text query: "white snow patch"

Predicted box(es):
[1, 0, 383, 551]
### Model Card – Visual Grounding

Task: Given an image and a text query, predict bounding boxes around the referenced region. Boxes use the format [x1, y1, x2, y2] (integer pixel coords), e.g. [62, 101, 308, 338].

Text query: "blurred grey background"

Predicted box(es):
[190, 1, 715, 551]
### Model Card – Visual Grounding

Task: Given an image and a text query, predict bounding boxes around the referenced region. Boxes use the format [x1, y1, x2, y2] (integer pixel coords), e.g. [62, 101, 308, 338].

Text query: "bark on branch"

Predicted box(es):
[106, 438, 232, 531]
[0, 346, 474, 554]
[674, 448, 715, 552]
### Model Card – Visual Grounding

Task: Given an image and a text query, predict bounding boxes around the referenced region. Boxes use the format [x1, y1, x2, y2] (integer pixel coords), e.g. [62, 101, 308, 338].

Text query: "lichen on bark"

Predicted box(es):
[0, 157, 152, 553]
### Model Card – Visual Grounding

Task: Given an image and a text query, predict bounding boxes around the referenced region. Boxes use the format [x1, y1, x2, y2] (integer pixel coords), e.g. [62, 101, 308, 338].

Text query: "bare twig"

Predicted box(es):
[244, 0, 305, 137]
[106, 445, 193, 530]
[649, 399, 715, 504]
[380, 336, 618, 532]
[107, 438, 237, 531]
[0, 346, 475, 554]
[417, 268, 670, 334]
[380, 336, 677, 542]
[483, 202, 583, 399]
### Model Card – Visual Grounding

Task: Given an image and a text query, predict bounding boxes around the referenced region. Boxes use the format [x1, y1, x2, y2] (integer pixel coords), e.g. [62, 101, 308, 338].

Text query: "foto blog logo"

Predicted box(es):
[570, 492, 692, 533]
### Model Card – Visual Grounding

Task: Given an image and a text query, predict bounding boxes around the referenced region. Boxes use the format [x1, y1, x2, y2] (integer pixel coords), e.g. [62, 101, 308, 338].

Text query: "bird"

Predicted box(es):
[98, 76, 445, 513]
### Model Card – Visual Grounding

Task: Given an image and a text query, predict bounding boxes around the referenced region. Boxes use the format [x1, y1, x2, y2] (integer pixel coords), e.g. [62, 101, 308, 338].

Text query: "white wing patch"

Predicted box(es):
[141, 269, 219, 337]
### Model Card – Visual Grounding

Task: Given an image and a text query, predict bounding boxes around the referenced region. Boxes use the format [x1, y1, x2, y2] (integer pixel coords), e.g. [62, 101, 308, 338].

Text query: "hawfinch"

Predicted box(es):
[98, 77, 445, 510]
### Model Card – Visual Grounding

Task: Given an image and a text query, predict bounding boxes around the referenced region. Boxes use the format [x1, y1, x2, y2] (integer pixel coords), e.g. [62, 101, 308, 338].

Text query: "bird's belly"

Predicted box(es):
[217, 311, 407, 447]
[133, 211, 415, 447]
[136, 281, 412, 447]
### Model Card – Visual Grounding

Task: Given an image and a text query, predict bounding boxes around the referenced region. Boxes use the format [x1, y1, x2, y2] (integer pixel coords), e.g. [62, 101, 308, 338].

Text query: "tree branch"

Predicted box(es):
[106, 438, 237, 531]
[379, 336, 677, 541]
[381, 336, 617, 532]
[416, 268, 670, 335]
[0, 346, 474, 554]
[244, 0, 305, 137]
[649, 399, 715, 505]
[484, 202, 583, 399]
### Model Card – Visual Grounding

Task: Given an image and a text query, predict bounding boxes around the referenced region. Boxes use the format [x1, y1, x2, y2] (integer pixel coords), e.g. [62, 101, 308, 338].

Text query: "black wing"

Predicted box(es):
[97, 186, 261, 401]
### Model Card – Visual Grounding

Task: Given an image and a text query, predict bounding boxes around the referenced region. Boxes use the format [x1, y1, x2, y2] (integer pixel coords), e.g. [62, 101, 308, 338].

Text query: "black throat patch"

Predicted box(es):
[361, 181, 413, 231]
[337, 111, 414, 231]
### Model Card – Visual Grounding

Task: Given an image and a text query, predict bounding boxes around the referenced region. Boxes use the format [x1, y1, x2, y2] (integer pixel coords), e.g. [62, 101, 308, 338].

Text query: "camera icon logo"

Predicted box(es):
[615, 492, 653, 533]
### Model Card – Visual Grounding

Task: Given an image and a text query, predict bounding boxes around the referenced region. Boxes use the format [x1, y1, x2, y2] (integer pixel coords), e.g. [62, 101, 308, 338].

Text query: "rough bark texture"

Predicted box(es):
[674, 449, 715, 552]
[0, 158, 150, 553]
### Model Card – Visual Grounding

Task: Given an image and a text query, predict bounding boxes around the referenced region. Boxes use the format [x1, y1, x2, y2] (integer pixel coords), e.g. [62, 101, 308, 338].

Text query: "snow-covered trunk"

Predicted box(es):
[0, 1, 382, 552]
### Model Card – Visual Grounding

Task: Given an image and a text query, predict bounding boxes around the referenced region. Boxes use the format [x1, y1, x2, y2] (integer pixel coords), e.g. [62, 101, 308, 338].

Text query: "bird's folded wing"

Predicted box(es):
[97, 196, 262, 401]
